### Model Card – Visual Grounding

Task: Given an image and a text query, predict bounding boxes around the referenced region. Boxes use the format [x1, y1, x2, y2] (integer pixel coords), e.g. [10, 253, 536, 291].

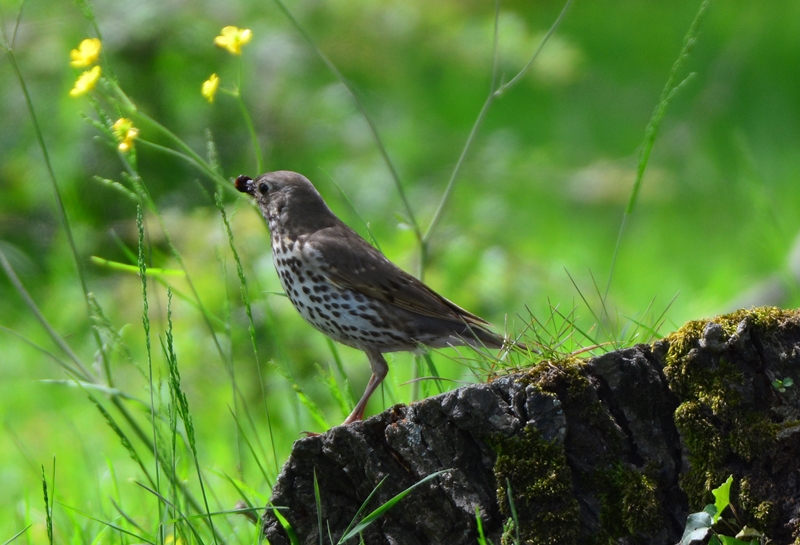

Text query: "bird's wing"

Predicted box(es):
[304, 226, 490, 326]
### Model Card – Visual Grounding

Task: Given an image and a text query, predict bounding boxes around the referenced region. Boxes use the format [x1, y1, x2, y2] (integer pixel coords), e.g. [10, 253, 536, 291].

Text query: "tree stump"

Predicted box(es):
[262, 307, 800, 544]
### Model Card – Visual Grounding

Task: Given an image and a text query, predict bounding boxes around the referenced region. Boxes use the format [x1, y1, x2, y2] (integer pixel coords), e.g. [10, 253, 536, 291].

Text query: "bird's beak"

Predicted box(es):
[235, 175, 254, 196]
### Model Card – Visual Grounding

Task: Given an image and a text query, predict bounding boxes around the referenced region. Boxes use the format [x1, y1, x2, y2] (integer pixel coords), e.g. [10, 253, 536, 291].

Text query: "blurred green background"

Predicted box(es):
[2, 0, 800, 540]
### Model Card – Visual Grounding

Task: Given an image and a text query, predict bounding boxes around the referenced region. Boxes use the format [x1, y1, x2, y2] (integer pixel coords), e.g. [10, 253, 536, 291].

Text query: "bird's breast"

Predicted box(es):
[271, 242, 417, 352]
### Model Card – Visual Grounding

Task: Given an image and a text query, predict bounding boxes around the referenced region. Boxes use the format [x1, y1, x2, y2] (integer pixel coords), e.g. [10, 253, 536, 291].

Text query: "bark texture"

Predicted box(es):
[262, 307, 800, 544]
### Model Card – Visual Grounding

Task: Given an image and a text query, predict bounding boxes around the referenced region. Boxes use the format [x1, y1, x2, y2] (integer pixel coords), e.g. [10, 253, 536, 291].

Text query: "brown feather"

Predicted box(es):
[305, 225, 490, 327]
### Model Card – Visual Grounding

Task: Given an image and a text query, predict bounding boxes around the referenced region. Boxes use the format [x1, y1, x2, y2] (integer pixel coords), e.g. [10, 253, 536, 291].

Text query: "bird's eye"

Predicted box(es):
[258, 182, 270, 194]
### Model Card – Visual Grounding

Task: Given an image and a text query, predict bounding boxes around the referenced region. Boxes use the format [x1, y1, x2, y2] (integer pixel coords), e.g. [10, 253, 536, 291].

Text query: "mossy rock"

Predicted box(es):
[263, 307, 800, 545]
[658, 306, 800, 541]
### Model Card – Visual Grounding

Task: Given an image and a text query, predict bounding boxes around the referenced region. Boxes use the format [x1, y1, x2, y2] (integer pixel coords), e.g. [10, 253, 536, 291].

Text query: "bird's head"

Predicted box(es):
[235, 171, 338, 234]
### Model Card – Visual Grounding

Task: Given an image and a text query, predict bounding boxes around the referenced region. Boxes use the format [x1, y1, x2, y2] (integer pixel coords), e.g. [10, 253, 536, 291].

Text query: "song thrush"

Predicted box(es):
[235, 170, 517, 425]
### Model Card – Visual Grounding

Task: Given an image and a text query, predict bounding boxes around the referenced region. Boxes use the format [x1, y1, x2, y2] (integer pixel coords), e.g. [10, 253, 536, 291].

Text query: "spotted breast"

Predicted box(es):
[271, 234, 414, 352]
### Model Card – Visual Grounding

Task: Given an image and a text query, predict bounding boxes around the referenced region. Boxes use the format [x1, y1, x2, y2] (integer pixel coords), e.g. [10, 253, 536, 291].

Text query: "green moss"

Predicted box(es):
[495, 356, 662, 543]
[673, 401, 729, 505]
[509, 356, 657, 542]
[595, 464, 662, 539]
[728, 412, 780, 460]
[522, 356, 618, 449]
[671, 385, 773, 505]
[664, 307, 795, 390]
[754, 502, 774, 526]
[522, 356, 588, 395]
[658, 307, 796, 508]
[493, 426, 580, 545]
[739, 477, 776, 530]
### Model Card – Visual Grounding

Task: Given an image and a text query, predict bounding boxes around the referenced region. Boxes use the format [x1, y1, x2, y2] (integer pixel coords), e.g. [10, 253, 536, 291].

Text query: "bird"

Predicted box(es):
[235, 170, 521, 425]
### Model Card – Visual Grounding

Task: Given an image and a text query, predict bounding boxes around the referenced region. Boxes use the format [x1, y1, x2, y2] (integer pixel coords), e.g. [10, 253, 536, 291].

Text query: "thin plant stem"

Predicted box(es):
[215, 244, 244, 478]
[0, 326, 72, 372]
[0, 247, 93, 381]
[423, 0, 573, 248]
[216, 193, 279, 472]
[490, 0, 500, 91]
[41, 463, 53, 545]
[136, 206, 163, 532]
[0, 184, 219, 539]
[271, 0, 423, 246]
[163, 288, 219, 544]
[108, 394, 222, 539]
[2, 13, 112, 383]
[104, 113, 264, 390]
[0, 0, 25, 52]
[136, 110, 231, 189]
[422, 94, 494, 246]
[135, 139, 219, 179]
[1, 227, 217, 536]
[409, 1, 571, 386]
[106, 80, 232, 191]
[604, 0, 711, 301]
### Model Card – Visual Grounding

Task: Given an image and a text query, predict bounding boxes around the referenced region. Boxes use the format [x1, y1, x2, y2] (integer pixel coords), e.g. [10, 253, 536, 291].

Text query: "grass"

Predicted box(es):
[3, 0, 800, 543]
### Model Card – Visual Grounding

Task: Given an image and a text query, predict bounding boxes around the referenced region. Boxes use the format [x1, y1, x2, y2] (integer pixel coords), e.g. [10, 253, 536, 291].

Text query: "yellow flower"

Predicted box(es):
[112, 118, 139, 153]
[70, 38, 102, 67]
[69, 65, 101, 97]
[202, 73, 220, 103]
[214, 26, 252, 55]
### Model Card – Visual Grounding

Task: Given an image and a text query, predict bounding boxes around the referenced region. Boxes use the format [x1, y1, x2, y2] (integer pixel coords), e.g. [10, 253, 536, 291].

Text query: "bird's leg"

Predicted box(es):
[342, 349, 388, 425]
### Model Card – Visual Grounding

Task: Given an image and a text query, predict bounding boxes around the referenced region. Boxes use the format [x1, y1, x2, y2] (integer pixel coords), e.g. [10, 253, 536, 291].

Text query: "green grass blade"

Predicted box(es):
[339, 476, 389, 540]
[268, 505, 301, 545]
[87, 293, 146, 380]
[0, 246, 93, 381]
[227, 407, 274, 486]
[315, 363, 351, 419]
[162, 288, 219, 543]
[215, 190, 279, 474]
[421, 351, 444, 395]
[107, 228, 227, 328]
[56, 503, 155, 544]
[92, 175, 140, 202]
[475, 506, 487, 545]
[1, 525, 31, 545]
[136, 205, 163, 511]
[326, 339, 355, 408]
[108, 496, 145, 534]
[134, 482, 205, 543]
[505, 478, 520, 545]
[90, 256, 185, 276]
[0, 326, 76, 378]
[560, 272, 604, 349]
[85, 393, 156, 490]
[339, 470, 451, 542]
[38, 380, 146, 404]
[313, 470, 323, 545]
[293, 384, 330, 430]
[183, 506, 265, 520]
